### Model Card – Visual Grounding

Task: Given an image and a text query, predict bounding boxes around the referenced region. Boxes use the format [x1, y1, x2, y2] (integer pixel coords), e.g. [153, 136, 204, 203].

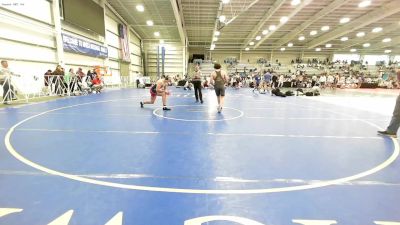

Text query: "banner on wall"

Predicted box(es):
[118, 24, 131, 62]
[62, 33, 108, 58]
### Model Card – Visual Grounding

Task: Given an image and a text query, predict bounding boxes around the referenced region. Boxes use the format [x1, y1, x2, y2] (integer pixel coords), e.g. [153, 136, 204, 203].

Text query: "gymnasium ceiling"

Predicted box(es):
[107, 0, 400, 54]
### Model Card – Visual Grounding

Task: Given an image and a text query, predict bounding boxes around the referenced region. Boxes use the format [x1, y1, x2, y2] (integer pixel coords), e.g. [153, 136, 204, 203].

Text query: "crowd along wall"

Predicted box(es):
[0, 0, 144, 94]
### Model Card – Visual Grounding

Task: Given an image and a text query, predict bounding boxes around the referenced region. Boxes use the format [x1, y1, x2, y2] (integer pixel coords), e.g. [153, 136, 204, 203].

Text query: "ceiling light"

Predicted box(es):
[245, 47, 250, 51]
[363, 43, 370, 47]
[280, 47, 286, 51]
[262, 30, 269, 35]
[321, 26, 330, 31]
[298, 36, 305, 41]
[255, 36, 261, 41]
[215, 31, 220, 36]
[310, 30, 317, 36]
[249, 42, 255, 46]
[315, 48, 321, 52]
[341, 37, 349, 41]
[385, 50, 392, 53]
[222, 0, 230, 4]
[269, 25, 276, 31]
[136, 4, 144, 12]
[160, 40, 164, 44]
[291, 0, 301, 6]
[325, 44, 332, 48]
[340, 17, 350, 24]
[372, 27, 382, 33]
[280, 16, 289, 24]
[213, 37, 218, 42]
[154, 31, 160, 37]
[350, 49, 357, 52]
[219, 15, 226, 23]
[288, 43, 293, 47]
[146, 20, 154, 26]
[356, 32, 365, 37]
[382, 38, 391, 43]
[358, 0, 371, 8]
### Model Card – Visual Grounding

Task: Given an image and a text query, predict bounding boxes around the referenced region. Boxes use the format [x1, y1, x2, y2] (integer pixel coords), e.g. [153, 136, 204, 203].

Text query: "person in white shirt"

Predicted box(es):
[0, 60, 20, 104]
[319, 75, 327, 88]
[278, 74, 284, 88]
[311, 75, 317, 87]
[327, 74, 334, 88]
[290, 74, 297, 87]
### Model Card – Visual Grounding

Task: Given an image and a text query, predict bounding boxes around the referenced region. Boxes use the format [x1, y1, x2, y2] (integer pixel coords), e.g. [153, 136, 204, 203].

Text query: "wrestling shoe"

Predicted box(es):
[378, 130, 397, 138]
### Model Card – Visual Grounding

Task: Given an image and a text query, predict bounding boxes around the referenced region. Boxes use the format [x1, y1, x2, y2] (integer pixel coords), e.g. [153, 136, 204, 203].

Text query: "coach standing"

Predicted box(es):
[378, 71, 400, 137]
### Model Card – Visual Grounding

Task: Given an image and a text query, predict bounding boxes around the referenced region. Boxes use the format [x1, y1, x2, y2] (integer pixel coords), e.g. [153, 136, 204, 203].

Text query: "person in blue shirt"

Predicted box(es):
[264, 70, 272, 84]
[253, 73, 261, 92]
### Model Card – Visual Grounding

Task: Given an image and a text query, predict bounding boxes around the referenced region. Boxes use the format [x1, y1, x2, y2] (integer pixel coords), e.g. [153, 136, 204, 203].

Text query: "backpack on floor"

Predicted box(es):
[272, 88, 286, 97]
[285, 90, 294, 96]
[305, 92, 314, 96]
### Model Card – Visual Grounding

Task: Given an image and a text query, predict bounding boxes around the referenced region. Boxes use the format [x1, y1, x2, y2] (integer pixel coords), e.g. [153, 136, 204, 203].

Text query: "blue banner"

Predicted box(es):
[62, 33, 108, 58]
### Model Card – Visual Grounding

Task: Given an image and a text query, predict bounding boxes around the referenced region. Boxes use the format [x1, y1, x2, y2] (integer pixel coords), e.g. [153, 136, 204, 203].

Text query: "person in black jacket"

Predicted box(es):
[271, 73, 278, 88]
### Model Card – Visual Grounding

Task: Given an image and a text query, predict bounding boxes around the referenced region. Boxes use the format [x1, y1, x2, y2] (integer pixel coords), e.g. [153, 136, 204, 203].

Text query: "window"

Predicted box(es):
[59, 0, 64, 19]
[364, 55, 389, 65]
[333, 54, 360, 62]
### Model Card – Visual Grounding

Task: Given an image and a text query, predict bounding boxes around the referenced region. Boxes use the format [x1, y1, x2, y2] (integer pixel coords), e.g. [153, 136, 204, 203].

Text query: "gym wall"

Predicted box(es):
[129, 30, 142, 74]
[0, 0, 144, 93]
[0, 0, 57, 94]
[144, 41, 185, 79]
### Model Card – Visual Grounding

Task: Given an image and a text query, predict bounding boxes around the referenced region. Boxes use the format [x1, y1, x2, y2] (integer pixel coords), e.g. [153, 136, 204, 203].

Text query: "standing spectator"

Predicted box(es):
[253, 73, 261, 92]
[263, 70, 272, 87]
[75, 68, 85, 92]
[378, 71, 400, 137]
[0, 60, 20, 104]
[333, 74, 339, 89]
[44, 69, 52, 95]
[271, 73, 278, 89]
[136, 78, 140, 88]
[87, 69, 93, 80]
[327, 74, 334, 89]
[64, 68, 76, 93]
[52, 65, 65, 95]
[290, 74, 297, 88]
[76, 68, 85, 79]
[298, 74, 304, 88]
[44, 69, 52, 86]
[278, 74, 284, 88]
[319, 74, 327, 89]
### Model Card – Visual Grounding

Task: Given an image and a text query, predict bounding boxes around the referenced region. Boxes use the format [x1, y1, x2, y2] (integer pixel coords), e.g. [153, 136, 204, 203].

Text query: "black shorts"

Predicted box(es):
[215, 86, 225, 96]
